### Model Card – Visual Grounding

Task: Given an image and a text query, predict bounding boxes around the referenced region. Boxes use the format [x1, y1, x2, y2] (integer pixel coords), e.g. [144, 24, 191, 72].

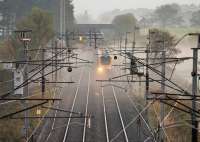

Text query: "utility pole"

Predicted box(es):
[15, 30, 32, 140]
[89, 30, 92, 47]
[41, 48, 45, 96]
[119, 34, 122, 55]
[145, 31, 150, 122]
[94, 31, 97, 48]
[191, 35, 200, 142]
[60, 0, 62, 37]
[125, 32, 128, 51]
[55, 40, 58, 87]
[114, 37, 116, 48]
[60, 0, 65, 37]
[160, 40, 166, 142]
[191, 47, 198, 142]
[66, 31, 69, 48]
[24, 39, 29, 141]
[52, 40, 54, 81]
[63, 0, 66, 37]
[132, 28, 136, 54]
[124, 32, 128, 74]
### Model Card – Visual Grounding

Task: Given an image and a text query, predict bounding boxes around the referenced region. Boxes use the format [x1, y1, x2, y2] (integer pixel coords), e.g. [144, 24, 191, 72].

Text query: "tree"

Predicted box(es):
[0, 0, 36, 21]
[155, 4, 183, 27]
[17, 7, 54, 49]
[190, 10, 200, 26]
[149, 29, 180, 61]
[65, 0, 75, 30]
[0, 7, 54, 60]
[0, 39, 16, 60]
[37, 0, 75, 31]
[0, 0, 75, 32]
[112, 13, 137, 33]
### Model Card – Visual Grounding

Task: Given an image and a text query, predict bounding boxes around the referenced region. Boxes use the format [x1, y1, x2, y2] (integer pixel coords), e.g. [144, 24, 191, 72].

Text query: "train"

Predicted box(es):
[97, 49, 112, 73]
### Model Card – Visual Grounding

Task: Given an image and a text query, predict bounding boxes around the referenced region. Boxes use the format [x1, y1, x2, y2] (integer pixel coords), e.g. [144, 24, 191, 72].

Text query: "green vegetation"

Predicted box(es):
[0, 85, 55, 141]
[149, 28, 180, 60]
[129, 89, 190, 141]
[0, 0, 55, 21]
[0, 0, 75, 32]
[147, 101, 191, 141]
[165, 27, 200, 37]
[17, 7, 54, 49]
[0, 7, 54, 60]
[154, 4, 183, 27]
[141, 27, 200, 39]
[0, 102, 23, 142]
[0, 6, 55, 141]
[0, 39, 16, 60]
[191, 10, 200, 26]
[112, 13, 137, 33]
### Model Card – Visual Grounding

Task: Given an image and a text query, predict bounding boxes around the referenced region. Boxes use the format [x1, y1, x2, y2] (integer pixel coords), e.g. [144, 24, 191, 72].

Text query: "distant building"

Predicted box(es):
[75, 24, 114, 33]
[74, 24, 115, 41]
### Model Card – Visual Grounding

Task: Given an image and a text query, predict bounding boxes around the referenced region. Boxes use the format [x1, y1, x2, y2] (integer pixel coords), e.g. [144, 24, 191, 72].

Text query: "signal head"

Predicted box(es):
[68, 49, 72, 53]
[68, 66, 72, 72]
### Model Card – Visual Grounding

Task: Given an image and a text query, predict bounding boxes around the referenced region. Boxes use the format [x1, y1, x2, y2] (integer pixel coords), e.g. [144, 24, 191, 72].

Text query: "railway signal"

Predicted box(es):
[67, 66, 73, 72]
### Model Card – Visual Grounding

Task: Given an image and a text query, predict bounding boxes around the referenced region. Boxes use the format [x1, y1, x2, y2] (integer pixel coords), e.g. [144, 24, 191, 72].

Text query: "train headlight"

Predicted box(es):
[79, 36, 83, 41]
[97, 66, 103, 73]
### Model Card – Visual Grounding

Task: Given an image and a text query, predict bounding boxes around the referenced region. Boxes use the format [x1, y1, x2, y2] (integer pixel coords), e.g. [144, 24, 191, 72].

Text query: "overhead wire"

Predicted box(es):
[0, 48, 67, 98]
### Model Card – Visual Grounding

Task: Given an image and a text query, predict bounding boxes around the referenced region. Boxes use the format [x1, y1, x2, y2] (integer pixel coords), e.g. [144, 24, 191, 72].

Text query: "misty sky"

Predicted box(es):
[73, 0, 200, 17]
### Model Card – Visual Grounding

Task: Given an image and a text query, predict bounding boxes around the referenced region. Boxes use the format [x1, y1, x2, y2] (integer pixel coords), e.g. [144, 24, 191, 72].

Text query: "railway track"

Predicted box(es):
[102, 85, 129, 142]
[112, 69, 155, 142]
[44, 87, 63, 142]
[111, 86, 129, 142]
[101, 87, 110, 142]
[82, 72, 91, 142]
[62, 70, 91, 142]
[39, 49, 154, 142]
[46, 69, 84, 142]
